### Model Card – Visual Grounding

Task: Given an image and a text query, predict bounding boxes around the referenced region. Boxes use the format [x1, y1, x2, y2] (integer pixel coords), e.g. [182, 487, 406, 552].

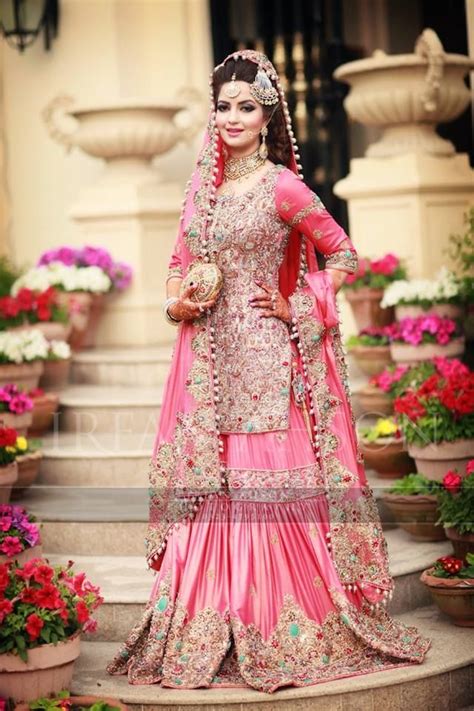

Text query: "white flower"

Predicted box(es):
[0, 330, 49, 363]
[12, 263, 111, 295]
[381, 268, 461, 307]
[49, 340, 71, 360]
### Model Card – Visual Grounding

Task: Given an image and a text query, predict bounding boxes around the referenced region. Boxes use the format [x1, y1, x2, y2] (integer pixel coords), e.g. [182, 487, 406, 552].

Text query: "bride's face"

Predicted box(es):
[215, 81, 265, 155]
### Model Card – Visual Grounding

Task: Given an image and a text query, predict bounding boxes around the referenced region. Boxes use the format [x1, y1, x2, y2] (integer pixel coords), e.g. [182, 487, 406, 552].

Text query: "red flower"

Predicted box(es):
[15, 558, 42, 580]
[21, 586, 39, 604]
[437, 556, 464, 575]
[0, 598, 13, 622]
[0, 427, 18, 447]
[25, 612, 44, 640]
[36, 306, 52, 322]
[15, 288, 34, 312]
[418, 374, 441, 397]
[34, 582, 63, 609]
[0, 564, 10, 593]
[467, 460, 474, 475]
[0, 296, 20, 318]
[394, 392, 426, 421]
[0, 536, 22, 556]
[442, 470, 463, 494]
[32, 564, 54, 586]
[75, 599, 90, 624]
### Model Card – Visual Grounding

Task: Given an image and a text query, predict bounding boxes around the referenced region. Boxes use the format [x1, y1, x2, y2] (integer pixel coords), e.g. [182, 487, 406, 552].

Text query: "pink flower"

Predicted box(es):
[466, 460, 474, 475]
[371, 253, 399, 276]
[0, 536, 22, 556]
[8, 393, 33, 414]
[434, 357, 469, 378]
[0, 598, 13, 623]
[0, 516, 12, 532]
[83, 617, 98, 633]
[442, 470, 463, 494]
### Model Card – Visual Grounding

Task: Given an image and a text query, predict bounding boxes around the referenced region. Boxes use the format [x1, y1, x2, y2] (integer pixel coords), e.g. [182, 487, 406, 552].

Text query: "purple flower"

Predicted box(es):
[110, 262, 133, 291]
[37, 247, 79, 267]
[21, 521, 40, 546]
[79, 246, 113, 272]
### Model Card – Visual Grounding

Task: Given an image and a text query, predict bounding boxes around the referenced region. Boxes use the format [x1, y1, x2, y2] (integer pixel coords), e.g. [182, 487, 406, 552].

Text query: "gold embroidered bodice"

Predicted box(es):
[209, 164, 292, 433]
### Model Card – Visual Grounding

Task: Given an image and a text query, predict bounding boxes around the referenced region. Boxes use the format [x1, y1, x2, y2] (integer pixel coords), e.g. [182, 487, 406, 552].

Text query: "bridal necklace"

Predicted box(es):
[223, 148, 266, 183]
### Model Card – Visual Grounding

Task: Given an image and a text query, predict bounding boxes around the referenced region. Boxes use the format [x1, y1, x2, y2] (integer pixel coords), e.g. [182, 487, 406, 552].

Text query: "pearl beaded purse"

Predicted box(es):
[179, 262, 223, 303]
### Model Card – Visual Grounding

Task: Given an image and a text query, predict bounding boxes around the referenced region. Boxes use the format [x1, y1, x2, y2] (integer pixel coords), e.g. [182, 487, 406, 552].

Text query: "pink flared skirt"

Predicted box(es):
[106, 391, 431, 693]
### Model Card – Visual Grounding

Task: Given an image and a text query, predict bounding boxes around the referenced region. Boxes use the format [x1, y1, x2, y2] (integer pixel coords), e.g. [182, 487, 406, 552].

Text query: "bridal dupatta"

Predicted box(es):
[147, 50, 393, 610]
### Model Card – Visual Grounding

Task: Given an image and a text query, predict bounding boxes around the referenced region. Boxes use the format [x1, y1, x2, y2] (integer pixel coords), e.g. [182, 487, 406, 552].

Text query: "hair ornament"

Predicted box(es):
[224, 72, 241, 98]
[250, 65, 279, 106]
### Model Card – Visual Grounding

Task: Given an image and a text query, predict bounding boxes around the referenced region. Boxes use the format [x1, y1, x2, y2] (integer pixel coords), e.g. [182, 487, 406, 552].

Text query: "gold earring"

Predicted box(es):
[259, 125, 268, 160]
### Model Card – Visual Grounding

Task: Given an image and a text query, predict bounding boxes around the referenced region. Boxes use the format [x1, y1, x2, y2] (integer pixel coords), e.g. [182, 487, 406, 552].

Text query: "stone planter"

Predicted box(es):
[345, 287, 395, 331]
[0, 461, 18, 505]
[79, 293, 107, 349]
[390, 336, 465, 365]
[395, 303, 464, 321]
[39, 358, 71, 391]
[15, 696, 128, 711]
[0, 410, 33, 436]
[361, 438, 415, 479]
[8, 322, 72, 343]
[349, 345, 392, 377]
[0, 632, 81, 702]
[29, 392, 60, 436]
[356, 382, 393, 416]
[420, 568, 474, 627]
[445, 527, 474, 559]
[407, 438, 474, 482]
[12, 450, 43, 495]
[0, 544, 42, 566]
[381, 494, 446, 541]
[334, 29, 472, 158]
[0, 361, 44, 391]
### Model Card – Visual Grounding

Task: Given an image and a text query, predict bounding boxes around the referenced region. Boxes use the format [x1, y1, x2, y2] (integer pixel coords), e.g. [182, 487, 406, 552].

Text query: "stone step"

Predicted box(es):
[71, 345, 173, 387]
[70, 605, 474, 710]
[45, 529, 451, 642]
[39, 432, 155, 487]
[58, 384, 163, 433]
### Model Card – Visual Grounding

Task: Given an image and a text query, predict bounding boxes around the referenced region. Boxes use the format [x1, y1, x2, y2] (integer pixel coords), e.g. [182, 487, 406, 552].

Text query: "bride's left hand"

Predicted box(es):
[249, 280, 291, 324]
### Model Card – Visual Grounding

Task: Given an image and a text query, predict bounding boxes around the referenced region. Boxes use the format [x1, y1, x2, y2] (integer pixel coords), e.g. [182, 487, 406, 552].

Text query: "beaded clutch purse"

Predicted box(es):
[179, 262, 223, 303]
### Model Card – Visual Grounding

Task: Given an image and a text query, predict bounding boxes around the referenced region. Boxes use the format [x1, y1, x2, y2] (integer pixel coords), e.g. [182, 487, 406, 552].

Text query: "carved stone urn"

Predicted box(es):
[334, 29, 473, 157]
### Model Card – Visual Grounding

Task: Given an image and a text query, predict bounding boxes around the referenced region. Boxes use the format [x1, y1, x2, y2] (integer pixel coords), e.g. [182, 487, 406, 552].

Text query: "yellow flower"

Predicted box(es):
[375, 418, 398, 437]
[16, 436, 28, 452]
[5, 446, 16, 454]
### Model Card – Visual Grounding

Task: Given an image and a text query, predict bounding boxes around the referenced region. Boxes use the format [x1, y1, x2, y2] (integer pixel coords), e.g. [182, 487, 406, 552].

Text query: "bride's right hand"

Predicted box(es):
[168, 284, 217, 321]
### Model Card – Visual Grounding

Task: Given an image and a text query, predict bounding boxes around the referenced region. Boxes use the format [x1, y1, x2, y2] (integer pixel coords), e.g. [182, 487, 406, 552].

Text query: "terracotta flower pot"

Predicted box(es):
[407, 438, 474, 482]
[29, 392, 60, 436]
[395, 303, 464, 321]
[0, 544, 42, 566]
[80, 293, 107, 349]
[0, 461, 18, 505]
[14, 696, 128, 711]
[349, 344, 392, 377]
[390, 336, 465, 365]
[360, 438, 415, 478]
[445, 527, 474, 559]
[420, 568, 474, 627]
[356, 382, 393, 416]
[345, 287, 395, 330]
[0, 410, 33, 436]
[0, 361, 44, 391]
[8, 322, 72, 342]
[0, 632, 81, 702]
[11, 450, 43, 495]
[58, 291, 105, 351]
[39, 358, 71, 391]
[381, 494, 446, 541]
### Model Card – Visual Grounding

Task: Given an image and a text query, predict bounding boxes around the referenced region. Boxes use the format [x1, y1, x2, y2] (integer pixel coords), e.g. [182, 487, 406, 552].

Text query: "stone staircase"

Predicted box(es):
[14, 346, 474, 710]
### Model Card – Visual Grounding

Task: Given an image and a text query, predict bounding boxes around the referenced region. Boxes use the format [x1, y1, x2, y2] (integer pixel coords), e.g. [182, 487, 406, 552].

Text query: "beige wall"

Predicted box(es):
[0, 0, 212, 269]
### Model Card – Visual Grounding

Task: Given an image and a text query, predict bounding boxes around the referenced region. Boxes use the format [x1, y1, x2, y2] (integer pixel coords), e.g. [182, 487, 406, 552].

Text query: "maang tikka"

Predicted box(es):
[224, 72, 241, 98]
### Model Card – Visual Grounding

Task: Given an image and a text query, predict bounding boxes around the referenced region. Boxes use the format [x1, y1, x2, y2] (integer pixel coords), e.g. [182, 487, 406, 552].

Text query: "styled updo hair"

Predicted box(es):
[212, 58, 292, 167]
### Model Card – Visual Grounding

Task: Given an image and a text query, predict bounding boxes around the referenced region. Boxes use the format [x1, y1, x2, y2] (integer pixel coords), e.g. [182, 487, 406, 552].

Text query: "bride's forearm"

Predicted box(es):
[166, 276, 183, 300]
[324, 267, 348, 294]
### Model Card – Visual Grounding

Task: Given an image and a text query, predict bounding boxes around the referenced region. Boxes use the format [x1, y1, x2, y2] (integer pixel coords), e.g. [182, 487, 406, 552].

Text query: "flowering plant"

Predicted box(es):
[388, 315, 463, 346]
[46, 339, 71, 361]
[37, 245, 133, 292]
[342, 252, 406, 290]
[0, 329, 49, 364]
[446, 208, 474, 305]
[0, 505, 40, 558]
[436, 462, 474, 535]
[381, 266, 462, 308]
[0, 426, 19, 466]
[394, 369, 474, 447]
[371, 357, 469, 400]
[24, 690, 122, 711]
[0, 287, 68, 331]
[346, 325, 397, 349]
[0, 557, 103, 661]
[430, 552, 474, 579]
[12, 264, 112, 296]
[0, 384, 33, 415]
[360, 417, 402, 442]
[388, 473, 441, 496]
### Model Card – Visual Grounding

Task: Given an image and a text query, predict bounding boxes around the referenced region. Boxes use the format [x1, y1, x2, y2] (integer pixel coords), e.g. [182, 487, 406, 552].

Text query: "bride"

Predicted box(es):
[106, 49, 430, 693]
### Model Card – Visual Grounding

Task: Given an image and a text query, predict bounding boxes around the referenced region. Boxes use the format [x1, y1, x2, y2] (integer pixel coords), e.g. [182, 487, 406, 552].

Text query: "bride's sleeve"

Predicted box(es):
[166, 232, 184, 282]
[275, 168, 358, 274]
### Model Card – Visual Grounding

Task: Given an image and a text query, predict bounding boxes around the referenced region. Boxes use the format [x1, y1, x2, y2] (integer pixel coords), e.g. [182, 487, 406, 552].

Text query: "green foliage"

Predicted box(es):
[346, 333, 390, 348]
[396, 404, 474, 448]
[431, 553, 474, 579]
[445, 207, 474, 304]
[0, 255, 23, 297]
[388, 473, 442, 496]
[436, 472, 474, 535]
[28, 690, 121, 711]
